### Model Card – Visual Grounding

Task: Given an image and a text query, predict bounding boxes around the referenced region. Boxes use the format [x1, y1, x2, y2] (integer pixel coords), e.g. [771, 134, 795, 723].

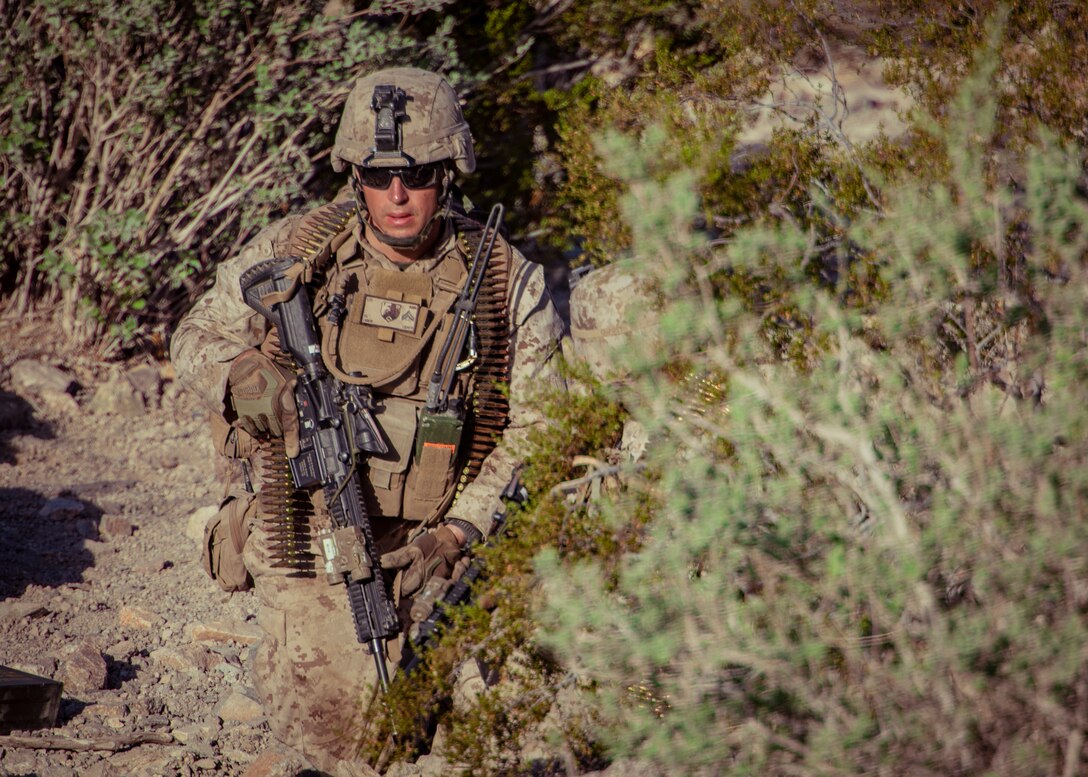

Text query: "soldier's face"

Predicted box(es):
[361, 173, 441, 248]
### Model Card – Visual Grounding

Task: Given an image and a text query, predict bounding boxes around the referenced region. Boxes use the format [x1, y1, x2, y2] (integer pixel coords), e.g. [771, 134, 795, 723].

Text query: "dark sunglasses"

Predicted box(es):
[355, 163, 443, 190]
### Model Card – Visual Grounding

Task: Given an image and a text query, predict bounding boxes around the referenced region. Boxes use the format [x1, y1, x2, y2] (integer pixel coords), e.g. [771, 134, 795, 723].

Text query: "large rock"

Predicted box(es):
[186, 620, 262, 646]
[119, 605, 164, 631]
[57, 640, 108, 693]
[87, 368, 146, 417]
[125, 364, 164, 408]
[8, 359, 81, 414]
[100, 515, 135, 539]
[38, 497, 85, 520]
[149, 644, 222, 674]
[9, 360, 79, 397]
[0, 600, 49, 621]
[186, 504, 218, 544]
[216, 690, 264, 724]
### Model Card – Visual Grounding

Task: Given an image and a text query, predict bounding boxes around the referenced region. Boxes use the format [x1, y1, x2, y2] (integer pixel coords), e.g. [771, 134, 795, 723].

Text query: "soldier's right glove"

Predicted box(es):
[380, 526, 463, 597]
[227, 349, 299, 457]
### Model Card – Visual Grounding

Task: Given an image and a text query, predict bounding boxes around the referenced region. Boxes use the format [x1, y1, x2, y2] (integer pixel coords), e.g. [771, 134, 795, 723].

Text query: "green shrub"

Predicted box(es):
[869, 1, 1088, 147]
[0, 0, 459, 352]
[359, 362, 630, 773]
[536, 21, 1088, 776]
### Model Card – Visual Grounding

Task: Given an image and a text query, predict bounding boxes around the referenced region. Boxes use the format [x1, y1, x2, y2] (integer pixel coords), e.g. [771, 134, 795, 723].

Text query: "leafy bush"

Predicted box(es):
[360, 362, 630, 773]
[530, 0, 1088, 276]
[0, 0, 459, 352]
[536, 24, 1088, 777]
[869, 0, 1088, 146]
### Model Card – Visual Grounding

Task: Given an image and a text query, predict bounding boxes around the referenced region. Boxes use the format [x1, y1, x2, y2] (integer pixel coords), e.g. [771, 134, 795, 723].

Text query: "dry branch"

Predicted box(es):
[0, 731, 174, 752]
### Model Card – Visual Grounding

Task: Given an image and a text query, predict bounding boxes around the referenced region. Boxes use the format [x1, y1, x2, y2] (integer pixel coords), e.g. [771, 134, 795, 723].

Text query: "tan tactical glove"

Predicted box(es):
[380, 525, 463, 597]
[227, 349, 299, 457]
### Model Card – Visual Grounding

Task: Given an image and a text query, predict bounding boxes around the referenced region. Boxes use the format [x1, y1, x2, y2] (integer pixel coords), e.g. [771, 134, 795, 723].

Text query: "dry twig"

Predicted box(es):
[0, 731, 174, 753]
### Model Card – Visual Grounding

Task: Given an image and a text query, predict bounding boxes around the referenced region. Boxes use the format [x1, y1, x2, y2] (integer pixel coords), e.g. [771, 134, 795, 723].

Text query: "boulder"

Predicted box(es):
[0, 601, 49, 621]
[185, 620, 262, 646]
[9, 360, 78, 397]
[37, 498, 85, 520]
[119, 605, 164, 631]
[186, 505, 218, 544]
[87, 369, 145, 417]
[100, 515, 135, 539]
[57, 640, 108, 693]
[216, 690, 264, 724]
[125, 364, 163, 408]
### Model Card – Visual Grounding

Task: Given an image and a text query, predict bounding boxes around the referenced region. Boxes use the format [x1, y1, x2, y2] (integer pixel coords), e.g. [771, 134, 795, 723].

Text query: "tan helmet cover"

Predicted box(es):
[332, 67, 476, 175]
[569, 262, 661, 383]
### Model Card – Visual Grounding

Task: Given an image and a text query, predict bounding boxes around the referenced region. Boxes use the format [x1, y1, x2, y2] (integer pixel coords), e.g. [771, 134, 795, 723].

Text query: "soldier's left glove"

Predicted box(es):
[227, 349, 299, 457]
[380, 526, 463, 597]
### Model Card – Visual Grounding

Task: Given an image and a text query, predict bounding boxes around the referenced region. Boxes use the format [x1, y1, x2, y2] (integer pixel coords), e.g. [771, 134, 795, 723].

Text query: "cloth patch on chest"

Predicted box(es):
[361, 295, 422, 334]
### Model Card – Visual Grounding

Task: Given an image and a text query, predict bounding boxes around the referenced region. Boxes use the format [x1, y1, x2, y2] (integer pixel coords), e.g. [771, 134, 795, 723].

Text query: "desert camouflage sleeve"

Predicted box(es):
[169, 217, 298, 414]
[445, 246, 566, 536]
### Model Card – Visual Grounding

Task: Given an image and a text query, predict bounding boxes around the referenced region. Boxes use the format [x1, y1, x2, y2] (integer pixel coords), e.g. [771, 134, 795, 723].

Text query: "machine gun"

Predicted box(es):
[240, 256, 400, 692]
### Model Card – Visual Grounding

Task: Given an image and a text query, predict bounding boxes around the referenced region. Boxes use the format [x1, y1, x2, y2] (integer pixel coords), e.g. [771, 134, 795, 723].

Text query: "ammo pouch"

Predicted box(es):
[202, 489, 256, 592]
[204, 414, 259, 592]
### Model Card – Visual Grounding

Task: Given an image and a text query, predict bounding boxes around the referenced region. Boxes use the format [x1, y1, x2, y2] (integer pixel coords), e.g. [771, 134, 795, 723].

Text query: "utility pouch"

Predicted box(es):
[413, 409, 463, 463]
[202, 490, 257, 592]
[209, 412, 259, 459]
[404, 409, 462, 516]
[365, 399, 418, 517]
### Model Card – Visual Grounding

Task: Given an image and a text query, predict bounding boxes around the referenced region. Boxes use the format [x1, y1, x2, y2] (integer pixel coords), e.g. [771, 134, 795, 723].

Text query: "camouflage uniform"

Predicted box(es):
[171, 70, 563, 777]
[568, 260, 659, 384]
[568, 261, 662, 466]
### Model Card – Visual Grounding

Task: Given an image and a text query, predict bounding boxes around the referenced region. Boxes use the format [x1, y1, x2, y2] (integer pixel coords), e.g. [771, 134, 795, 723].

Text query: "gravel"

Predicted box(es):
[0, 317, 282, 776]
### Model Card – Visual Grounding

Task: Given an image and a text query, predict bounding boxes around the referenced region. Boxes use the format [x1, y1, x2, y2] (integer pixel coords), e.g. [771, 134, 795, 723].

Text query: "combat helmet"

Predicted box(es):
[333, 67, 474, 250]
[569, 261, 661, 384]
[332, 67, 475, 175]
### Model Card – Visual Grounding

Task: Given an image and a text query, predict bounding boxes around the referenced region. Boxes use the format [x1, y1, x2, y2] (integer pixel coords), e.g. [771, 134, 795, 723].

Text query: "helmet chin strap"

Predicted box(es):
[350, 167, 453, 252]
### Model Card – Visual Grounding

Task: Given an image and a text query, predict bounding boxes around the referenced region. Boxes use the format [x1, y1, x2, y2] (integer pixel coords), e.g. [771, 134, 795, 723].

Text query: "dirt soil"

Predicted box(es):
[0, 314, 314, 777]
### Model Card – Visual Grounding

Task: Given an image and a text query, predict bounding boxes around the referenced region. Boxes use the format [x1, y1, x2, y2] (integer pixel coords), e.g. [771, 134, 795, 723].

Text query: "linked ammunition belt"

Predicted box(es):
[258, 437, 315, 573]
[288, 199, 357, 278]
[453, 212, 512, 494]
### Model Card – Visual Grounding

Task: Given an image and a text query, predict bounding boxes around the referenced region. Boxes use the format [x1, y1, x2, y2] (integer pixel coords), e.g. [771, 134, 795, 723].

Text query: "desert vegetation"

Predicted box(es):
[3, 1, 1086, 774]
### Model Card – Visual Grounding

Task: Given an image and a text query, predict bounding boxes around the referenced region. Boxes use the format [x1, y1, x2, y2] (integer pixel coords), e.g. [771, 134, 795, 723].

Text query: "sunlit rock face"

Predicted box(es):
[736, 43, 914, 149]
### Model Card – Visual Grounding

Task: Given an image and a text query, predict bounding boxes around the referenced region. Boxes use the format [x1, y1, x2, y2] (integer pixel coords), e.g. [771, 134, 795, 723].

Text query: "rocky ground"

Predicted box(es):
[0, 315, 317, 777]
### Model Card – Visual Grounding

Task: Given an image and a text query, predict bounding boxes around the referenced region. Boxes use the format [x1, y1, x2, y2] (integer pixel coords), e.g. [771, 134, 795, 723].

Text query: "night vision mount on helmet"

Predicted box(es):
[333, 67, 475, 175]
[368, 84, 410, 165]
